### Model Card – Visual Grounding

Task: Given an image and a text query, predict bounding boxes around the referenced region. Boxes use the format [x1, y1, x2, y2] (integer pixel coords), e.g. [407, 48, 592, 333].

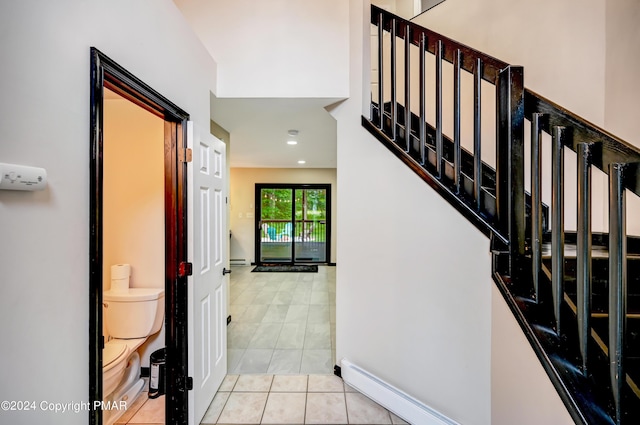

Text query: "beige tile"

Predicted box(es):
[345, 392, 392, 424]
[127, 395, 165, 423]
[217, 392, 268, 424]
[271, 375, 308, 392]
[234, 349, 273, 374]
[200, 392, 230, 424]
[234, 374, 274, 392]
[261, 392, 306, 424]
[390, 411, 410, 424]
[219, 375, 239, 392]
[308, 374, 344, 392]
[305, 392, 348, 424]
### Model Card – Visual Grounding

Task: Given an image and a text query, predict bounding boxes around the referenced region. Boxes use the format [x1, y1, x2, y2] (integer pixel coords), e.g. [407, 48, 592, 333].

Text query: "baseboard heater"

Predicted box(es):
[340, 359, 460, 425]
[230, 258, 248, 266]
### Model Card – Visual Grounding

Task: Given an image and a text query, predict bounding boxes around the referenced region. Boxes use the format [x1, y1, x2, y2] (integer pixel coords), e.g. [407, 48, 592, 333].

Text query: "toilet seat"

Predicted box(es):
[103, 341, 128, 372]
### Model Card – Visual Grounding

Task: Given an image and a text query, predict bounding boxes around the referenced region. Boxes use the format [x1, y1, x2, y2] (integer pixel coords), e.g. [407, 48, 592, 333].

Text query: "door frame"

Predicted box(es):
[89, 47, 190, 425]
[254, 183, 331, 265]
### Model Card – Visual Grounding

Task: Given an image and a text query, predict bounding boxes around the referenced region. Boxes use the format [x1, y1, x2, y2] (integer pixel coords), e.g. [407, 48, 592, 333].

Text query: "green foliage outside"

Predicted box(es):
[260, 188, 327, 241]
[261, 188, 326, 220]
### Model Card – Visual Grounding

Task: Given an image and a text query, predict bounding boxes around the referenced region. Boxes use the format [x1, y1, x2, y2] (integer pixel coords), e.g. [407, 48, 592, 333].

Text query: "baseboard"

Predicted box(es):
[230, 259, 249, 266]
[340, 359, 460, 425]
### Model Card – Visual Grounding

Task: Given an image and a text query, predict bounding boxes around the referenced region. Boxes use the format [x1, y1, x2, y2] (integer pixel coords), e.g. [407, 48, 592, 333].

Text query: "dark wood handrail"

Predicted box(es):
[372, 5, 509, 83]
[524, 89, 640, 196]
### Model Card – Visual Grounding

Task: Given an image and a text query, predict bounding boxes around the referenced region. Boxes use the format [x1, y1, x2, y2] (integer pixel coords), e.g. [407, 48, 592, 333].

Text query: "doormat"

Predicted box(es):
[252, 264, 318, 273]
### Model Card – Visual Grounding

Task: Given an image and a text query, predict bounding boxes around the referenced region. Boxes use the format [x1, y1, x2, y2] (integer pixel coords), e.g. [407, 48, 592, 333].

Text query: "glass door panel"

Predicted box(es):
[259, 188, 293, 262]
[294, 188, 327, 262]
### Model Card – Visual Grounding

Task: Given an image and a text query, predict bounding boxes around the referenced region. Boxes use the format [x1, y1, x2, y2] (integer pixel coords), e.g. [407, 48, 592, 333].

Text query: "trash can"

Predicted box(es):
[149, 348, 166, 399]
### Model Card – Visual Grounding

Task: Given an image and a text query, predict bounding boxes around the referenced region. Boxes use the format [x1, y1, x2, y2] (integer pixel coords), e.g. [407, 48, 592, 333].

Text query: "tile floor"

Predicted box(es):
[227, 265, 336, 374]
[115, 389, 164, 424]
[121, 266, 401, 425]
[200, 374, 408, 425]
[119, 375, 408, 425]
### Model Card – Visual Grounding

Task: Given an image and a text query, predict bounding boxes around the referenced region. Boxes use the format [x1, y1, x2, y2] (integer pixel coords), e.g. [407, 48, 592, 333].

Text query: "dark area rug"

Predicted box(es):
[252, 264, 318, 273]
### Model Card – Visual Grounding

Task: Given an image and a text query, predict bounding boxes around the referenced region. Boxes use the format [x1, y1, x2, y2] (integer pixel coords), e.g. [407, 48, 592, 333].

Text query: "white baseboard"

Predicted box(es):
[230, 259, 249, 266]
[340, 359, 460, 425]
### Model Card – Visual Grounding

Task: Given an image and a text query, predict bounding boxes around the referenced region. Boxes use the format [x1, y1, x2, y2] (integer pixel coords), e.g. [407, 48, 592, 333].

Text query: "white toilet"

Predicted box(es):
[102, 287, 164, 425]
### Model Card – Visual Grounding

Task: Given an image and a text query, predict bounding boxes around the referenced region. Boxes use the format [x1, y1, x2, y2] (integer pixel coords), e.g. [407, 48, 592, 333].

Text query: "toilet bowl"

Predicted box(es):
[103, 341, 129, 398]
[102, 287, 164, 425]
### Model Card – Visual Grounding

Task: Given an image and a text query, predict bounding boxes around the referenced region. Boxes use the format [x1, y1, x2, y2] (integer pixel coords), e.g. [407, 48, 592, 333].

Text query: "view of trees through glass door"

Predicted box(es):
[256, 184, 330, 264]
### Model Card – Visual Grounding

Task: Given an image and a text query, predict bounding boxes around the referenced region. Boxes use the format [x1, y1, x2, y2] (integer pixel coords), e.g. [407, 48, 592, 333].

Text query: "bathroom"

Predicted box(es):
[101, 88, 166, 425]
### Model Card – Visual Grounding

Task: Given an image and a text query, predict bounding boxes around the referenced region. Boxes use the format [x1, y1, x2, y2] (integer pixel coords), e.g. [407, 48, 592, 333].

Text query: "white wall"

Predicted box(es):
[229, 168, 337, 264]
[604, 0, 640, 149]
[103, 96, 166, 367]
[103, 97, 165, 292]
[415, 0, 607, 126]
[0, 1, 216, 423]
[174, 0, 350, 98]
[491, 285, 574, 425]
[605, 0, 640, 236]
[334, 1, 493, 424]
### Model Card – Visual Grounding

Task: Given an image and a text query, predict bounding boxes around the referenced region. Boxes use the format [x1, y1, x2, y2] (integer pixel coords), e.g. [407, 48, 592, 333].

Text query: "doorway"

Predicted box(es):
[90, 48, 190, 425]
[255, 184, 331, 265]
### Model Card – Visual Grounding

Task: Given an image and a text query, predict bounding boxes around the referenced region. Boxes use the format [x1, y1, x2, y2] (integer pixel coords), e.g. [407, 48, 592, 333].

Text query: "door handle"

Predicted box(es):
[222, 268, 232, 276]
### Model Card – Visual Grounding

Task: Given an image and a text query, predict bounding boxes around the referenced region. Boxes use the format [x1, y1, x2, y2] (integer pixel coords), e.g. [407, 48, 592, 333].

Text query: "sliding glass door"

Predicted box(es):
[256, 184, 330, 264]
[258, 187, 293, 262]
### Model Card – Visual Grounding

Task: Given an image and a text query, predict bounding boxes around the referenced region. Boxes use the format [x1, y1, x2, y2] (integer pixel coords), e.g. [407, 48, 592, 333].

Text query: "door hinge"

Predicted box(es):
[179, 262, 193, 277]
[180, 148, 193, 163]
[185, 376, 193, 391]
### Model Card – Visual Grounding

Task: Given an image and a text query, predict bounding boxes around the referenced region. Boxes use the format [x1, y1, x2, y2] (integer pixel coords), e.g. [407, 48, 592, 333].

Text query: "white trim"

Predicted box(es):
[341, 359, 460, 425]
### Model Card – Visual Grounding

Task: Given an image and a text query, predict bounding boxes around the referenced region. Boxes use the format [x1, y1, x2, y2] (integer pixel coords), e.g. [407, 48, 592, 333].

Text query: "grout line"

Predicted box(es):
[343, 390, 349, 424]
[212, 391, 231, 425]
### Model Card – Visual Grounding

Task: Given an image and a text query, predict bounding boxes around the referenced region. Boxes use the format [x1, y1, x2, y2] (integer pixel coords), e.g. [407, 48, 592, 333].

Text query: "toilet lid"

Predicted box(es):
[103, 342, 127, 368]
[104, 288, 165, 302]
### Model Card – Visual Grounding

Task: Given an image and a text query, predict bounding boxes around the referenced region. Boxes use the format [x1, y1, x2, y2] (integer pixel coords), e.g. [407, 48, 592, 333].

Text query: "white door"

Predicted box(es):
[187, 122, 227, 425]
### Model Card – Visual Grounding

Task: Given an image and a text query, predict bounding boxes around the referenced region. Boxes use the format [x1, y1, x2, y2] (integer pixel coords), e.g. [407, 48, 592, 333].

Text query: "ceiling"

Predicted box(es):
[210, 96, 342, 169]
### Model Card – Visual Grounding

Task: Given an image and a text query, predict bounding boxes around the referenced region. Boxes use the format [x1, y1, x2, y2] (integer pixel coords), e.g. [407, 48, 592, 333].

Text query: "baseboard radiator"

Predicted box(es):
[340, 359, 459, 425]
[230, 258, 249, 266]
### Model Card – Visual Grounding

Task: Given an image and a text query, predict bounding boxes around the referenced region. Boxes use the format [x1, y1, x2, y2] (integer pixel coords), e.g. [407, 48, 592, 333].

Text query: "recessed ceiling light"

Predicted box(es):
[287, 140, 298, 145]
[288, 129, 299, 136]
[297, 160, 306, 164]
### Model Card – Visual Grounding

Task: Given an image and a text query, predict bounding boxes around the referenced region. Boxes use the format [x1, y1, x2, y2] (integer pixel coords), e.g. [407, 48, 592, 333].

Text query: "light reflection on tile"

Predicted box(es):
[200, 392, 230, 425]
[228, 266, 336, 376]
[267, 349, 303, 374]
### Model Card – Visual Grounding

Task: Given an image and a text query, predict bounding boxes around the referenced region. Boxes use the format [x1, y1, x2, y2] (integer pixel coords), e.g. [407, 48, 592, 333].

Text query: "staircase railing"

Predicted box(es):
[364, 5, 640, 424]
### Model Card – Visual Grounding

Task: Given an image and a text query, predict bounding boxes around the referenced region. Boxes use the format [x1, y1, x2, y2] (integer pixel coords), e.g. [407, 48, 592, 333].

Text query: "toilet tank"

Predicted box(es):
[104, 288, 165, 339]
